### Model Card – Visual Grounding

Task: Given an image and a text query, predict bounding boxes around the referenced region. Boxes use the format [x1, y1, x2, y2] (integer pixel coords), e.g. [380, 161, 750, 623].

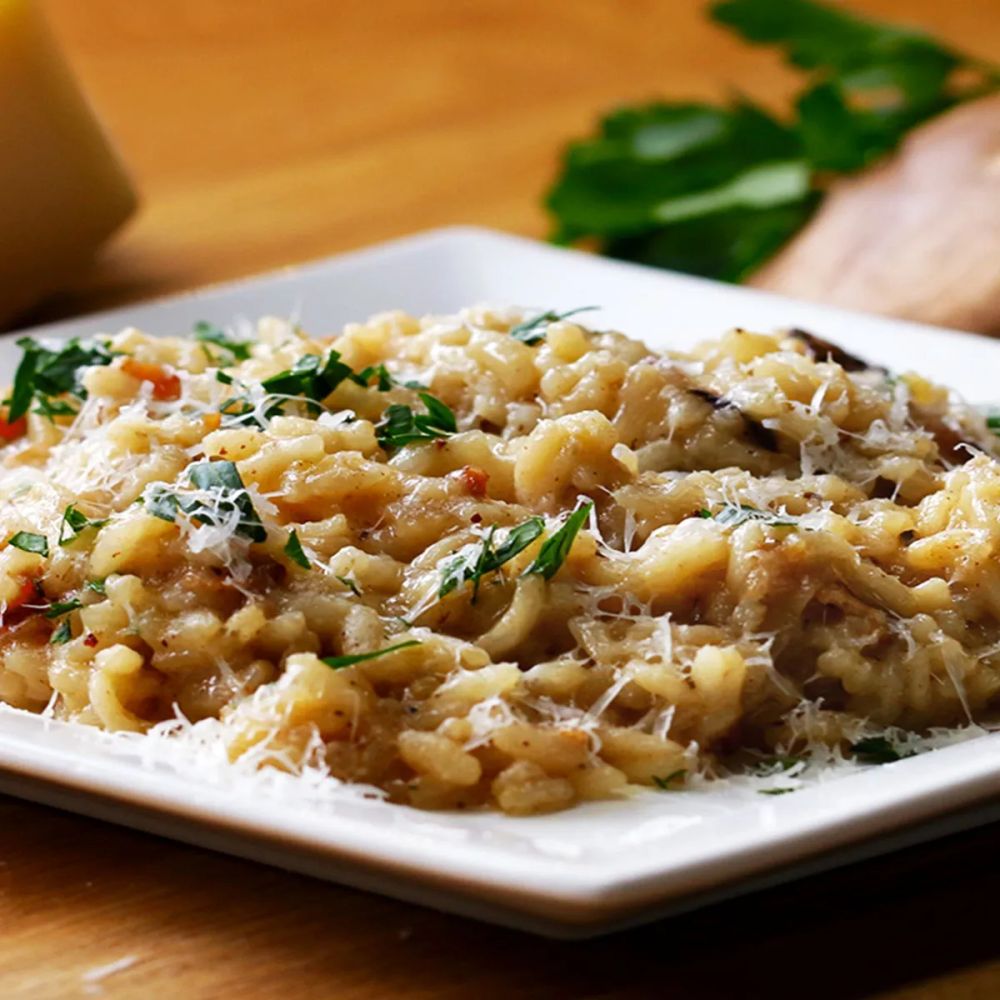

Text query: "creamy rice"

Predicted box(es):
[1, 307, 998, 813]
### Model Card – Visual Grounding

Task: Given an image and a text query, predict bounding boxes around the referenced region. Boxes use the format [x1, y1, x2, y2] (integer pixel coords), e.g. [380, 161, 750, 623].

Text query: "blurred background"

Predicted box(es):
[12, 0, 1000, 329]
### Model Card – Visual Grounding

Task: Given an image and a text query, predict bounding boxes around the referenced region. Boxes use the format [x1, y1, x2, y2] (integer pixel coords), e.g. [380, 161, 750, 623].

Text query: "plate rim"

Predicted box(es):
[6, 225, 1000, 935]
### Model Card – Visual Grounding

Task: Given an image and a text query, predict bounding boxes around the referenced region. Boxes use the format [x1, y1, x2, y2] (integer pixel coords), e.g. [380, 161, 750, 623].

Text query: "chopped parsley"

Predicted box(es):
[7, 531, 48, 557]
[758, 787, 797, 796]
[376, 393, 457, 450]
[439, 517, 545, 601]
[194, 321, 254, 363]
[651, 769, 687, 790]
[509, 306, 599, 345]
[356, 363, 427, 392]
[59, 504, 108, 547]
[336, 575, 362, 597]
[85, 578, 107, 596]
[261, 350, 366, 412]
[284, 529, 311, 569]
[700, 504, 797, 528]
[322, 640, 421, 670]
[50, 619, 73, 645]
[523, 500, 593, 580]
[8, 337, 114, 422]
[45, 598, 83, 619]
[850, 735, 910, 764]
[145, 460, 267, 543]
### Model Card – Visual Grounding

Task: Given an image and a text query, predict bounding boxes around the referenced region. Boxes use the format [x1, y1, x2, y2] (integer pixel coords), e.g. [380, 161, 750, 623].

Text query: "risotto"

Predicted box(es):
[1, 306, 998, 814]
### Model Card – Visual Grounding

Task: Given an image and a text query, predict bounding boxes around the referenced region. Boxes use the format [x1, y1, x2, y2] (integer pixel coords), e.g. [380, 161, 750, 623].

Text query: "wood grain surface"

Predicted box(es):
[4, 2, 1000, 997]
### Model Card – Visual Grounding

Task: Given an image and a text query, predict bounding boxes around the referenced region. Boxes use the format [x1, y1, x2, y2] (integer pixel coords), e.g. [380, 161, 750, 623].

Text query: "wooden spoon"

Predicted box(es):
[749, 94, 1000, 335]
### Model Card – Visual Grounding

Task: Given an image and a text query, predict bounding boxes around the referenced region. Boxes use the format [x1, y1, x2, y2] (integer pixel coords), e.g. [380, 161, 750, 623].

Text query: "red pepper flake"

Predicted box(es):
[83, 633, 99, 648]
[470, 513, 482, 524]
[460, 465, 489, 498]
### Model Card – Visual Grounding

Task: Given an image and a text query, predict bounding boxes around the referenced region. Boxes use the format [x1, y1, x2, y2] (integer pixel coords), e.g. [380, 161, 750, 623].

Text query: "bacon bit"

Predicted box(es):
[202, 411, 222, 432]
[83, 633, 99, 647]
[121, 358, 182, 401]
[460, 465, 489, 498]
[0, 411, 27, 442]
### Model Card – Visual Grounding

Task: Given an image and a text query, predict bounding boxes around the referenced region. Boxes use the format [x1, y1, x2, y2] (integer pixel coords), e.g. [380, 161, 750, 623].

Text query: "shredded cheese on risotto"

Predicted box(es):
[1, 307, 998, 814]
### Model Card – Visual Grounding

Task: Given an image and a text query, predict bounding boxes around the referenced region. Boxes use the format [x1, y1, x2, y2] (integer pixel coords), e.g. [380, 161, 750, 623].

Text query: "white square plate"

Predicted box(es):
[4, 227, 1000, 938]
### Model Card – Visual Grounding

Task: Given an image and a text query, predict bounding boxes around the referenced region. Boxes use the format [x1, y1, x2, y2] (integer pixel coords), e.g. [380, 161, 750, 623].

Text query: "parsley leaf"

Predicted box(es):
[85, 579, 107, 596]
[758, 787, 797, 796]
[7, 531, 48, 557]
[523, 500, 593, 580]
[194, 321, 254, 362]
[355, 363, 427, 392]
[850, 735, 910, 764]
[145, 461, 267, 543]
[59, 504, 108, 547]
[8, 337, 114, 422]
[546, 0, 998, 282]
[45, 598, 83, 619]
[376, 393, 457, 450]
[336, 575, 361, 597]
[706, 504, 797, 528]
[651, 769, 687, 790]
[261, 350, 365, 413]
[284, 529, 311, 569]
[322, 640, 421, 670]
[438, 517, 545, 600]
[509, 306, 599, 345]
[50, 619, 72, 645]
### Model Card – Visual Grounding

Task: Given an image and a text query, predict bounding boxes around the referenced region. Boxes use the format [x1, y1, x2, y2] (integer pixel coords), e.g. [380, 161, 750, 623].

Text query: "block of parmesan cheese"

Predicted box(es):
[0, 0, 137, 324]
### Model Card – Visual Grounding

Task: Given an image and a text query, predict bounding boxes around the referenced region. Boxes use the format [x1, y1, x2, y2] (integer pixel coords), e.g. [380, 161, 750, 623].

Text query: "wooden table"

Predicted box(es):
[4, 1, 1000, 995]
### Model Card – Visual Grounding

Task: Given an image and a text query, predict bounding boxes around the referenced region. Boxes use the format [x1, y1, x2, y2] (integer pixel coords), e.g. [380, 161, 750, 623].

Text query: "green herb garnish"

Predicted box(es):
[85, 579, 107, 596]
[284, 529, 311, 569]
[45, 598, 83, 619]
[145, 461, 267, 543]
[7, 531, 48, 557]
[545, 0, 999, 283]
[758, 787, 797, 796]
[50, 619, 72, 645]
[439, 517, 545, 601]
[322, 640, 421, 670]
[523, 500, 593, 580]
[8, 337, 115, 422]
[336, 575, 362, 597]
[706, 504, 797, 528]
[850, 735, 910, 764]
[376, 393, 457, 450]
[194, 322, 254, 363]
[261, 350, 365, 412]
[59, 504, 108, 547]
[509, 306, 599, 345]
[356, 363, 427, 392]
[651, 769, 687, 790]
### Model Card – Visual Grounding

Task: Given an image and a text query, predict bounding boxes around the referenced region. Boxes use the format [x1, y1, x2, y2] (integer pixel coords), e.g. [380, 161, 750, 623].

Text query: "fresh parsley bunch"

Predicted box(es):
[546, 0, 999, 282]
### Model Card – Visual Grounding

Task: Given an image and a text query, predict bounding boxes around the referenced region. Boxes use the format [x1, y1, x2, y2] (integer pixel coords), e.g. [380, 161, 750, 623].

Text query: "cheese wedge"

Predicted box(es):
[0, 0, 137, 323]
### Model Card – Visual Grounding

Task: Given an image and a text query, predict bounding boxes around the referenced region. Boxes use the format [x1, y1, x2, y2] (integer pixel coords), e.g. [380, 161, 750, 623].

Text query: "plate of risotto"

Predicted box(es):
[3, 227, 1000, 936]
